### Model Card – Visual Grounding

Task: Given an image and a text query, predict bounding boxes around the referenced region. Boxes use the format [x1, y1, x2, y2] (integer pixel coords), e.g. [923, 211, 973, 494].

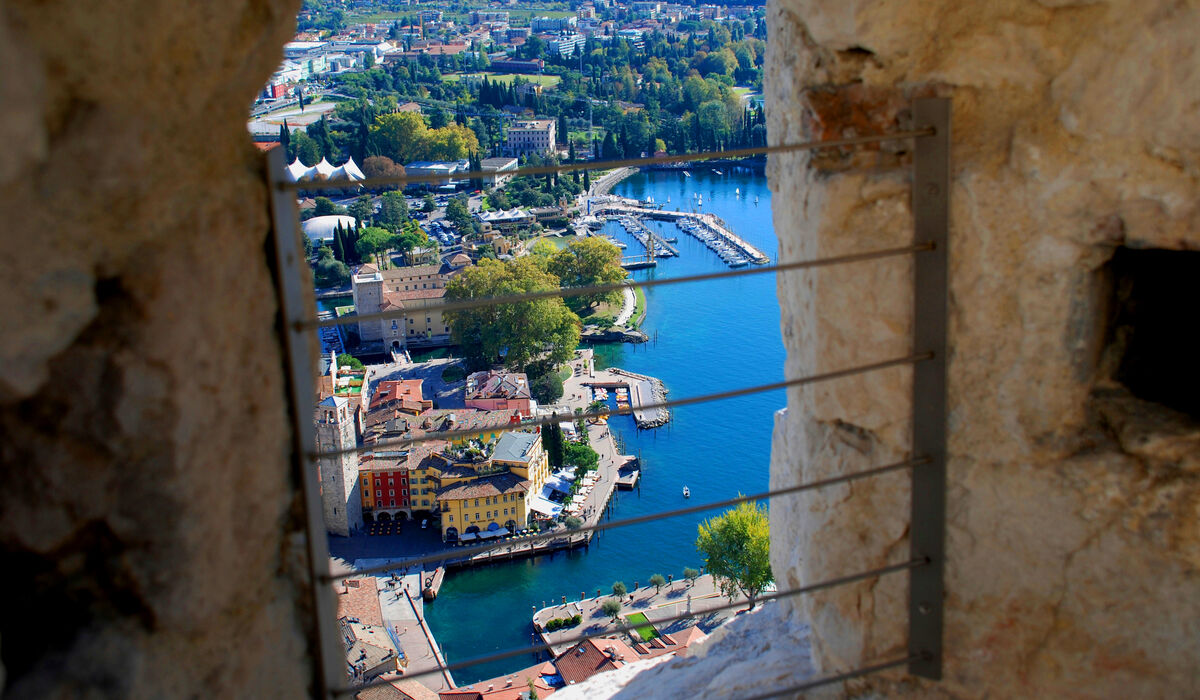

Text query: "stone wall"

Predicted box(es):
[0, 0, 310, 697]
[558, 0, 1198, 697]
[764, 0, 1199, 696]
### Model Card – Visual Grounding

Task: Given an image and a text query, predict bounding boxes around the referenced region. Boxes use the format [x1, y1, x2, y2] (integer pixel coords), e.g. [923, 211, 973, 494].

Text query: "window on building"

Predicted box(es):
[389, 500, 395, 507]
[388, 479, 394, 486]
[376, 490, 382, 498]
[449, 515, 453, 522]
[423, 500, 429, 506]
[389, 490, 394, 497]
[475, 499, 479, 507]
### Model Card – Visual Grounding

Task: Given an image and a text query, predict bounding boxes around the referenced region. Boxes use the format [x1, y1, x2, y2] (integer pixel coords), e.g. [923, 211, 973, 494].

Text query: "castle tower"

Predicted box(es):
[314, 396, 362, 537]
[351, 269, 384, 343]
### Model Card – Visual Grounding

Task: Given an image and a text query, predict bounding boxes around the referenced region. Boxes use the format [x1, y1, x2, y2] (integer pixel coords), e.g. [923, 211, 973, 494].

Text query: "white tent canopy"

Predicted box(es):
[284, 156, 366, 183]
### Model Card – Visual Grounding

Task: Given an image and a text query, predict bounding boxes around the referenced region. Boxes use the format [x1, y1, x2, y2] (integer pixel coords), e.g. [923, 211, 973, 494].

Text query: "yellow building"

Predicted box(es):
[432, 431, 551, 542]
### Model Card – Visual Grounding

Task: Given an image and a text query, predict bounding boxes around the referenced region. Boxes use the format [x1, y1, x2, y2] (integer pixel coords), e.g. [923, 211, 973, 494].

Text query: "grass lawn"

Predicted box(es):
[631, 285, 646, 327]
[443, 72, 562, 87]
[625, 612, 659, 642]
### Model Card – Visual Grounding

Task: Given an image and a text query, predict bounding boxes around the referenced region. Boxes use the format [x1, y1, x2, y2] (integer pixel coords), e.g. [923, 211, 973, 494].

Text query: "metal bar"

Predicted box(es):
[331, 558, 928, 694]
[305, 242, 933, 331]
[311, 352, 933, 459]
[744, 655, 920, 700]
[266, 147, 346, 698]
[281, 128, 934, 192]
[326, 457, 927, 581]
[908, 97, 950, 679]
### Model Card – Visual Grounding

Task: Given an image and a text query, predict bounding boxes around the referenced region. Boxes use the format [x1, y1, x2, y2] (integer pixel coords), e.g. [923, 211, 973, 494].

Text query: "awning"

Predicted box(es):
[460, 532, 477, 541]
[477, 530, 500, 539]
[530, 495, 564, 518]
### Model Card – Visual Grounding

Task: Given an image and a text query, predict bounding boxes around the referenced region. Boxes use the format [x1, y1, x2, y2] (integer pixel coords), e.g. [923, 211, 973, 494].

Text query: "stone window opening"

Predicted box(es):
[1096, 246, 1200, 419]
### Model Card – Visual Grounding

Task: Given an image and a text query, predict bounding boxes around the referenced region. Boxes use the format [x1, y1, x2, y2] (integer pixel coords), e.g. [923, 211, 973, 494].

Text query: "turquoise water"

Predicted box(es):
[423, 169, 785, 684]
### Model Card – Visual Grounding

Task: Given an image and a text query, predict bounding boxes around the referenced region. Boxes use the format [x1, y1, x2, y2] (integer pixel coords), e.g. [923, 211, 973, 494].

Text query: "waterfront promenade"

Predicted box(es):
[531, 573, 747, 655]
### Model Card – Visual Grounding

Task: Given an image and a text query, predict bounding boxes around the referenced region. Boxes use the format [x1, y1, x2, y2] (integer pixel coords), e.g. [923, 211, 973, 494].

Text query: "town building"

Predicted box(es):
[530, 15, 578, 32]
[369, 379, 432, 415]
[315, 395, 363, 536]
[465, 371, 534, 416]
[352, 261, 467, 353]
[433, 431, 550, 542]
[504, 119, 557, 157]
[335, 578, 402, 684]
[470, 10, 509, 25]
[476, 208, 535, 232]
[402, 160, 469, 190]
[480, 157, 519, 187]
[302, 214, 358, 246]
[542, 33, 586, 58]
[490, 57, 540, 73]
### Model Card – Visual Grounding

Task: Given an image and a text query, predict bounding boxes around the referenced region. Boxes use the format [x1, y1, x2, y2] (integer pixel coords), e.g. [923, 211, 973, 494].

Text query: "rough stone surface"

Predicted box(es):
[0, 0, 311, 698]
[764, 0, 1200, 697]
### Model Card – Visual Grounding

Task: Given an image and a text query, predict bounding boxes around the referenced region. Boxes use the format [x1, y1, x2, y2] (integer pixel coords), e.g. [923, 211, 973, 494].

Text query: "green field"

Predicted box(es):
[443, 72, 561, 87]
[625, 612, 659, 642]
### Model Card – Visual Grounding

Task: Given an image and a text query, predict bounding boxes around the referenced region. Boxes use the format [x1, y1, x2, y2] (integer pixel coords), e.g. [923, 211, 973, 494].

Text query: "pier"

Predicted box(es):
[591, 197, 770, 266]
[612, 215, 679, 258]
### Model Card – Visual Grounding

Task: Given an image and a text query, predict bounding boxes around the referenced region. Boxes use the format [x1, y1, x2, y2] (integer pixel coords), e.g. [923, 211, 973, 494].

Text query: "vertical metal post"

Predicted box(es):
[908, 97, 950, 679]
[266, 146, 345, 698]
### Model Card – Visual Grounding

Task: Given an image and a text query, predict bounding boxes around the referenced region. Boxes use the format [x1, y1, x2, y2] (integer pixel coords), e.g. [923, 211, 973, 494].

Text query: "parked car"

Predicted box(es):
[421, 519, 428, 529]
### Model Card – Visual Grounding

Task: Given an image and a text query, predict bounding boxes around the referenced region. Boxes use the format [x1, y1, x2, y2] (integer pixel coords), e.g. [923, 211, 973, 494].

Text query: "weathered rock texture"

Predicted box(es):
[0, 0, 309, 698]
[559, 1, 1198, 698]
[765, 0, 1200, 697]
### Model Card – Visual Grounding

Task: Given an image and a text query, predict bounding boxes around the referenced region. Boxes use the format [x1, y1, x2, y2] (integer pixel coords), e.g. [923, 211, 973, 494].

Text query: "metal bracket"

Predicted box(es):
[265, 146, 346, 697]
[909, 97, 950, 679]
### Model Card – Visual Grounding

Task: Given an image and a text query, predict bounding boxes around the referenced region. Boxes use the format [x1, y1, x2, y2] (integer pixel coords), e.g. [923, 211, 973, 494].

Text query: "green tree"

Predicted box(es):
[583, 169, 591, 191]
[601, 598, 622, 622]
[337, 353, 364, 370]
[562, 441, 598, 471]
[348, 195, 373, 225]
[377, 191, 409, 232]
[564, 516, 583, 530]
[314, 258, 350, 288]
[314, 197, 343, 216]
[530, 371, 564, 404]
[683, 567, 700, 587]
[542, 422, 565, 467]
[355, 226, 394, 266]
[695, 500, 773, 609]
[548, 238, 627, 312]
[422, 194, 437, 213]
[611, 581, 627, 598]
[445, 258, 581, 372]
[649, 574, 666, 593]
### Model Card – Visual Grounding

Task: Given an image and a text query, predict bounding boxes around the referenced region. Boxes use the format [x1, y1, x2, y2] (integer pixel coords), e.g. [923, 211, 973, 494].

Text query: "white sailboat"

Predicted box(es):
[682, 171, 691, 178]
[735, 187, 740, 197]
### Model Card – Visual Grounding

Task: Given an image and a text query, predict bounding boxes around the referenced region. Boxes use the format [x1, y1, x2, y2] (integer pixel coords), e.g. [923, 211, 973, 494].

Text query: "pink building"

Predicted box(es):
[464, 370, 533, 416]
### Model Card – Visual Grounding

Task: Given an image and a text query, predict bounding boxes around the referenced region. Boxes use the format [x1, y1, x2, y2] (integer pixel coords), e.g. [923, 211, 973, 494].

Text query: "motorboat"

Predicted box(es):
[682, 486, 690, 498]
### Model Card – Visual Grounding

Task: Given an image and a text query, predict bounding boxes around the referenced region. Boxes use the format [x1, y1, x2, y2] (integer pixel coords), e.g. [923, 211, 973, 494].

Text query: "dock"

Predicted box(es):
[612, 215, 679, 257]
[616, 469, 640, 490]
[592, 198, 770, 266]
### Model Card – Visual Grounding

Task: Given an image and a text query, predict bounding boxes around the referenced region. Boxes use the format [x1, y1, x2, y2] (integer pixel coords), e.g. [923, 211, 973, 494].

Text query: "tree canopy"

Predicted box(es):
[695, 500, 773, 609]
[445, 258, 581, 372]
[371, 112, 481, 164]
[547, 238, 626, 312]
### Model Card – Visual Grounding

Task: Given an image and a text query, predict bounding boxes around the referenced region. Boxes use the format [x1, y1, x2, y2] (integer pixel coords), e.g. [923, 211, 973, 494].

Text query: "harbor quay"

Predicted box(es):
[531, 573, 749, 656]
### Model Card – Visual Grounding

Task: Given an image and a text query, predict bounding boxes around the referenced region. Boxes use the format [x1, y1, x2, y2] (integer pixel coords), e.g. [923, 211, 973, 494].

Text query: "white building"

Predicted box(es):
[301, 215, 358, 246]
[504, 120, 557, 157]
[530, 15, 578, 32]
[481, 157, 519, 186]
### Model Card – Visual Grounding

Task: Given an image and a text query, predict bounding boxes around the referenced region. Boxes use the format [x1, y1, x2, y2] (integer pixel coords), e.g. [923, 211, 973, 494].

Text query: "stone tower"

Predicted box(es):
[314, 395, 362, 537]
[352, 269, 384, 343]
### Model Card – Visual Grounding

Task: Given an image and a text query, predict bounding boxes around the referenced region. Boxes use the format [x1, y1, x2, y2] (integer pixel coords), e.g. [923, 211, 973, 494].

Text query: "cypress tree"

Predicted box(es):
[279, 120, 291, 155]
[332, 222, 345, 262]
[583, 169, 591, 190]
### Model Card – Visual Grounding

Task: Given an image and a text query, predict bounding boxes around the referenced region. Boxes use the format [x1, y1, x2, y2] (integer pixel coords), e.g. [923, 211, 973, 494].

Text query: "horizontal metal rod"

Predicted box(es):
[306, 242, 933, 331]
[283, 128, 934, 193]
[326, 456, 926, 581]
[744, 655, 920, 700]
[311, 352, 932, 460]
[330, 558, 928, 695]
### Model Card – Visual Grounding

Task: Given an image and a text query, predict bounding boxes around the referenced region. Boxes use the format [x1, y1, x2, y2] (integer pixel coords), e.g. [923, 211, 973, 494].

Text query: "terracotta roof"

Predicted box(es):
[364, 408, 523, 444]
[336, 578, 383, 626]
[360, 442, 449, 474]
[438, 691, 482, 699]
[456, 658, 559, 700]
[371, 380, 428, 411]
[435, 472, 530, 500]
[357, 678, 440, 700]
[381, 292, 406, 311]
[554, 638, 638, 685]
[465, 370, 531, 401]
[385, 287, 448, 302]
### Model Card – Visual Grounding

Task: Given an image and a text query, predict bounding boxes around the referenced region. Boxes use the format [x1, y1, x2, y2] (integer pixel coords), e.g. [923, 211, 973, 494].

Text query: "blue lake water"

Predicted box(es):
[423, 168, 786, 684]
